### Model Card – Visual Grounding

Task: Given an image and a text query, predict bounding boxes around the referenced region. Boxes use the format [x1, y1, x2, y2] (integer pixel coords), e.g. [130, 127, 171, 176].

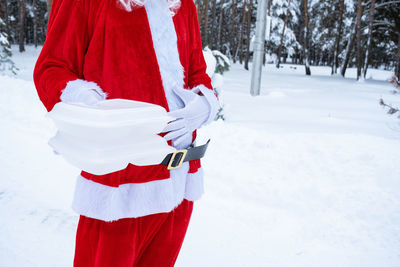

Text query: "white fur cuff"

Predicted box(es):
[191, 84, 220, 125]
[60, 79, 107, 103]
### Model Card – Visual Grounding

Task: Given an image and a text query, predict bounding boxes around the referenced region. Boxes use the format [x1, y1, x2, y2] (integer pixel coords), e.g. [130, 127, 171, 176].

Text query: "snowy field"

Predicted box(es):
[1, 45, 400, 267]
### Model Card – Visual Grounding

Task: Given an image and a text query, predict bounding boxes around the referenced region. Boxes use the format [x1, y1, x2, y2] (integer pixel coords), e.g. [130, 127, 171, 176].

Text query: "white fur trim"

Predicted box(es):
[192, 84, 220, 125]
[144, 0, 185, 112]
[144, 1, 196, 150]
[60, 79, 107, 103]
[184, 169, 204, 201]
[71, 166, 204, 222]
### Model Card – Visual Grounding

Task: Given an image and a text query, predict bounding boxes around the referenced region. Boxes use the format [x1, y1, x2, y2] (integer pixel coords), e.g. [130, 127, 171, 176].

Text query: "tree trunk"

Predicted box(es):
[230, 0, 237, 62]
[197, 0, 204, 40]
[319, 48, 323, 65]
[46, 0, 52, 14]
[332, 0, 344, 74]
[237, 0, 248, 63]
[276, 3, 290, 68]
[3, 0, 10, 42]
[356, 0, 363, 80]
[244, 0, 253, 70]
[363, 0, 375, 79]
[304, 0, 311, 75]
[210, 0, 217, 49]
[202, 0, 210, 47]
[217, 0, 225, 51]
[267, 0, 272, 23]
[18, 0, 25, 52]
[44, 0, 52, 34]
[341, 20, 357, 77]
[395, 34, 400, 82]
[32, 0, 38, 47]
[263, 0, 272, 65]
[195, 0, 201, 21]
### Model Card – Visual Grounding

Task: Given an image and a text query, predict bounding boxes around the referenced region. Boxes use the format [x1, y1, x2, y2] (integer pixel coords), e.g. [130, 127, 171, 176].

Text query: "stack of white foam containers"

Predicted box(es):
[48, 99, 175, 175]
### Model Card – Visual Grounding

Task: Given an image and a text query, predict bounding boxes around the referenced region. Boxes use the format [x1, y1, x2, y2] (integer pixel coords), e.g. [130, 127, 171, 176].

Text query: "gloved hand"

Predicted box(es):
[162, 87, 211, 146]
[60, 79, 107, 105]
[64, 89, 104, 105]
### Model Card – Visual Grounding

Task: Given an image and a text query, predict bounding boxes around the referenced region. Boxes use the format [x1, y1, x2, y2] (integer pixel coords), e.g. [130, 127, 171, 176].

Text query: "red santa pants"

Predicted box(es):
[73, 200, 193, 267]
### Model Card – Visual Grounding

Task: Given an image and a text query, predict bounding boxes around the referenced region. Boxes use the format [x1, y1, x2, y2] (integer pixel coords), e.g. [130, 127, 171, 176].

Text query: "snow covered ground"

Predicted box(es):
[1, 45, 400, 266]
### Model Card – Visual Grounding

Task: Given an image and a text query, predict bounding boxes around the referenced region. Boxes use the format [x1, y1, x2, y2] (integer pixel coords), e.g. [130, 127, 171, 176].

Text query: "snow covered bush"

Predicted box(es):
[212, 50, 230, 75]
[0, 19, 17, 75]
[203, 47, 230, 121]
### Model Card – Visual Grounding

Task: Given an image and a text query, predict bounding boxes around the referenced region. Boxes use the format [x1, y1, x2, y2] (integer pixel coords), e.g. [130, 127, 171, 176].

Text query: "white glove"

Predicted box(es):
[60, 79, 107, 105]
[53, 79, 106, 155]
[162, 87, 211, 146]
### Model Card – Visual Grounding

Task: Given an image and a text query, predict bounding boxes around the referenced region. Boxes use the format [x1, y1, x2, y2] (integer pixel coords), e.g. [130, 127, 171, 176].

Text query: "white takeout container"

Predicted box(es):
[49, 132, 175, 175]
[48, 99, 173, 142]
[48, 99, 176, 175]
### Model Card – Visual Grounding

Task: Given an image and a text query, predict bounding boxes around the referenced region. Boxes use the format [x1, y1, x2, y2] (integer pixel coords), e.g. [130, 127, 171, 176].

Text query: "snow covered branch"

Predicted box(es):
[375, 0, 400, 9]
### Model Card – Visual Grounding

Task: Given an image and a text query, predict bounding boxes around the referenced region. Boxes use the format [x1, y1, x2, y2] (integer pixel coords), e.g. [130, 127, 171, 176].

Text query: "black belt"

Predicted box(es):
[161, 139, 210, 170]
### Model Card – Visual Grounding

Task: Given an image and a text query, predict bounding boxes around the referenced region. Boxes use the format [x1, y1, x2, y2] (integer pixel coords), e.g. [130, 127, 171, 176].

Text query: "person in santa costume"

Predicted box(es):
[33, 0, 220, 265]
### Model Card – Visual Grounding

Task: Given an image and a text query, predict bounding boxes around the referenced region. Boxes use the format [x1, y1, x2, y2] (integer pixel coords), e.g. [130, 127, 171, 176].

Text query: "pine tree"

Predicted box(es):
[0, 17, 17, 74]
[269, 0, 300, 66]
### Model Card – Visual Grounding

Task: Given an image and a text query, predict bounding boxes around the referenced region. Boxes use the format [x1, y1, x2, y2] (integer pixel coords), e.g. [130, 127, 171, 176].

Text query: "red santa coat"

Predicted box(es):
[34, 0, 216, 221]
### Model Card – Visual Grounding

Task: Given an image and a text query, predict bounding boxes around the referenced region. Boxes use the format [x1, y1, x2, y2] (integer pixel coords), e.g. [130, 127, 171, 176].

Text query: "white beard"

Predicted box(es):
[118, 0, 181, 13]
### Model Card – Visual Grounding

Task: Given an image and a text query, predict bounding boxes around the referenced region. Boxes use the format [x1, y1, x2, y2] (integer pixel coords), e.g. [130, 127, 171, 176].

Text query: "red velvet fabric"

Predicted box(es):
[74, 199, 194, 267]
[33, 0, 212, 186]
